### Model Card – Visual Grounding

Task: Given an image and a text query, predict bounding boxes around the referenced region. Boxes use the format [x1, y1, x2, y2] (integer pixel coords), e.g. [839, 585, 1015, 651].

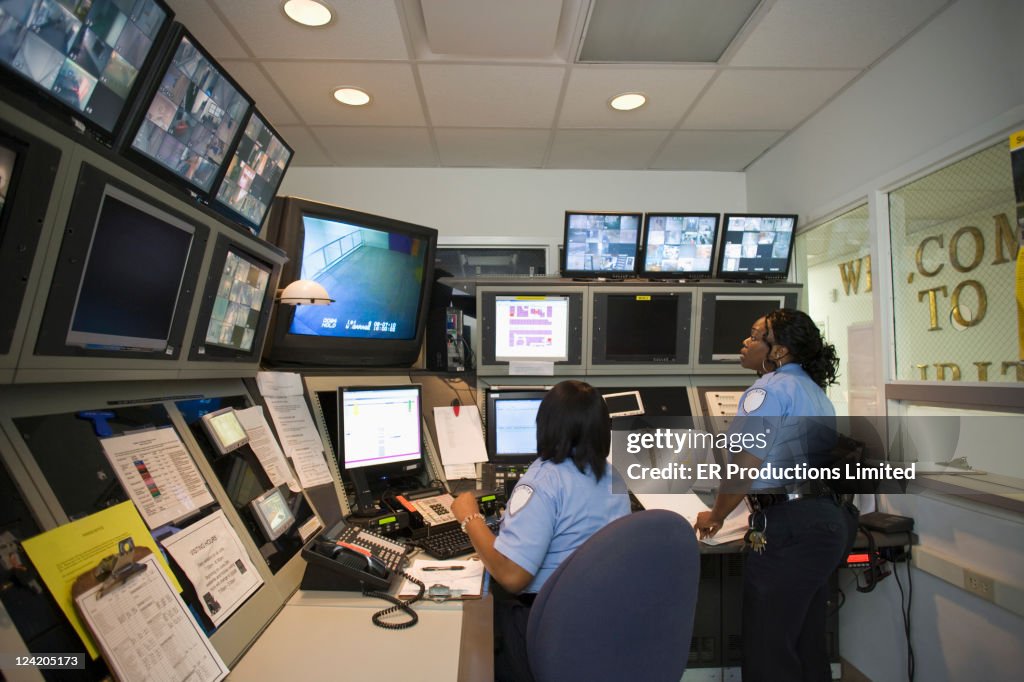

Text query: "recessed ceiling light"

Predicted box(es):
[283, 0, 333, 27]
[609, 92, 646, 111]
[333, 87, 371, 106]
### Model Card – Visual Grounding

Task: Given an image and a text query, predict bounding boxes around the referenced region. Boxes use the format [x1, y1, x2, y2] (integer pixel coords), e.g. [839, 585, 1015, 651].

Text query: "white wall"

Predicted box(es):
[747, 1, 1024, 680]
[278, 167, 746, 240]
[746, 0, 1024, 223]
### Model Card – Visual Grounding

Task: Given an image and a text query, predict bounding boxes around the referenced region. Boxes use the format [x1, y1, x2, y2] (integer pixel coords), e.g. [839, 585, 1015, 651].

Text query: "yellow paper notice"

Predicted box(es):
[21, 501, 181, 659]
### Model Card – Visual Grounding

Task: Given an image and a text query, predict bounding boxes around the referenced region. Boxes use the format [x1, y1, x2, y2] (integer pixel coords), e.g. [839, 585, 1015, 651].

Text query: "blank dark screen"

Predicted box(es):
[605, 295, 677, 358]
[70, 194, 192, 341]
[711, 299, 782, 355]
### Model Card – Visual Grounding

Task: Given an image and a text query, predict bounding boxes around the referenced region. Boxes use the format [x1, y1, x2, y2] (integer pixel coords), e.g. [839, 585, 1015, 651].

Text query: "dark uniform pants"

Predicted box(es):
[742, 496, 859, 682]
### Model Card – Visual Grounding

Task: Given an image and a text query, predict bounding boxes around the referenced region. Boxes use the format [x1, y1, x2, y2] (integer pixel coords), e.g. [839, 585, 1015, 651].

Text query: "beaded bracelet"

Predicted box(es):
[459, 512, 485, 534]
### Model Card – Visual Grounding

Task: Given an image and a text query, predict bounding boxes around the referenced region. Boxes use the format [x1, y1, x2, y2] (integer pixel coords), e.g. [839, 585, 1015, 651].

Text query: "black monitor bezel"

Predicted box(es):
[0, 122, 61, 355]
[561, 210, 643, 278]
[264, 196, 438, 368]
[118, 22, 253, 201]
[591, 291, 692, 365]
[208, 107, 294, 236]
[639, 212, 720, 279]
[337, 384, 425, 513]
[715, 212, 798, 281]
[188, 234, 282, 363]
[485, 388, 548, 465]
[0, 0, 175, 142]
[34, 162, 207, 360]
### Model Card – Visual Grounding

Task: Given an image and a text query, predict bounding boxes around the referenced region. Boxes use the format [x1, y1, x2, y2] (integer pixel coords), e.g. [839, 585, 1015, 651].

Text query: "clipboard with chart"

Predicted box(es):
[72, 538, 229, 682]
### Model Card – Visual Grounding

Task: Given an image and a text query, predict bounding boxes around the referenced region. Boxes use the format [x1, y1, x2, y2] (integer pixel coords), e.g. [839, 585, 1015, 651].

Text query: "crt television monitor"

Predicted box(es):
[640, 213, 719, 279]
[562, 211, 642, 277]
[189, 235, 281, 362]
[0, 122, 61, 355]
[266, 197, 437, 368]
[211, 108, 293, 236]
[485, 388, 547, 465]
[716, 213, 797, 280]
[34, 163, 206, 359]
[249, 486, 295, 542]
[125, 23, 251, 196]
[591, 291, 692, 366]
[696, 290, 799, 365]
[338, 385, 424, 514]
[0, 0, 172, 138]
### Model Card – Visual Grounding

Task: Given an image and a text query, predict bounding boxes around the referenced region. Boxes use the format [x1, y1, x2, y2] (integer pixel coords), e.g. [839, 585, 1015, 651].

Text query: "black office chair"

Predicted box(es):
[526, 509, 700, 682]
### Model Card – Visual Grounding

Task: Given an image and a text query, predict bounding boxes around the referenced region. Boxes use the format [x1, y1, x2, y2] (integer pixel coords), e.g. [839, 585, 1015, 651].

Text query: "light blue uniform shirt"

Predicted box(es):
[494, 457, 630, 594]
[728, 363, 837, 491]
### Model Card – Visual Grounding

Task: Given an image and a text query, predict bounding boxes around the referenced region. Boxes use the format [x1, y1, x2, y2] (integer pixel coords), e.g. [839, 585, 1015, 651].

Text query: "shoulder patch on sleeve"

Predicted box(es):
[507, 484, 534, 516]
[742, 388, 767, 414]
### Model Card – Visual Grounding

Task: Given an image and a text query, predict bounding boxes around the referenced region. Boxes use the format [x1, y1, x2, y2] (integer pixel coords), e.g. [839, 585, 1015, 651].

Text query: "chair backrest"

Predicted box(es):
[526, 509, 700, 682]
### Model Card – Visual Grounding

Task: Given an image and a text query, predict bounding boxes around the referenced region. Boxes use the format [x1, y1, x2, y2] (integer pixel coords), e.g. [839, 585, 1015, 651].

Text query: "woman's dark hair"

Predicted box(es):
[765, 308, 839, 389]
[536, 380, 610, 481]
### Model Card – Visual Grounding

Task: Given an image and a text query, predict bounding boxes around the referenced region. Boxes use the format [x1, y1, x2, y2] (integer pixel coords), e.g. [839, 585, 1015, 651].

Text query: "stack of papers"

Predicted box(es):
[633, 493, 749, 545]
[399, 558, 485, 599]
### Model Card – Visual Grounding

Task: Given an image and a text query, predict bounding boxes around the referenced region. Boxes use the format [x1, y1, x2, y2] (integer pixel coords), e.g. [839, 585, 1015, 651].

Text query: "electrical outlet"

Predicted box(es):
[963, 569, 995, 602]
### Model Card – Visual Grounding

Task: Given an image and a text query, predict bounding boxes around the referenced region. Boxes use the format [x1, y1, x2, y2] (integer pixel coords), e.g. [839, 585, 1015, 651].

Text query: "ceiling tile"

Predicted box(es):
[418, 65, 565, 128]
[220, 60, 299, 126]
[276, 126, 332, 166]
[559, 66, 714, 129]
[547, 130, 668, 169]
[262, 62, 425, 126]
[421, 0, 561, 58]
[210, 0, 408, 60]
[312, 127, 437, 166]
[682, 69, 858, 130]
[729, 0, 948, 69]
[166, 0, 248, 59]
[651, 130, 785, 171]
[434, 129, 550, 167]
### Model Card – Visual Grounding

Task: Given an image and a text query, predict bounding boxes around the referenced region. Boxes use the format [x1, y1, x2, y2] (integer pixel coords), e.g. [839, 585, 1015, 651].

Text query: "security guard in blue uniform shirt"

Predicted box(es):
[696, 309, 858, 682]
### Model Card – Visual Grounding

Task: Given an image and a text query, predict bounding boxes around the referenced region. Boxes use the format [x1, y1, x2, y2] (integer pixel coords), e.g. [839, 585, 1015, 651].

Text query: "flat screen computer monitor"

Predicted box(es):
[696, 290, 798, 366]
[126, 24, 251, 195]
[0, 0, 172, 138]
[211, 108, 293, 235]
[65, 182, 195, 352]
[494, 295, 570, 362]
[591, 291, 691, 368]
[189, 236, 279, 362]
[249, 486, 295, 542]
[717, 213, 797, 281]
[265, 197, 437, 368]
[562, 211, 642, 277]
[485, 389, 547, 465]
[640, 213, 719, 279]
[338, 385, 424, 514]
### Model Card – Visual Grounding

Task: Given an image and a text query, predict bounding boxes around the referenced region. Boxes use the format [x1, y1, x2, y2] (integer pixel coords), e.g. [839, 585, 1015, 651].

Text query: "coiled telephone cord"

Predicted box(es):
[365, 571, 425, 630]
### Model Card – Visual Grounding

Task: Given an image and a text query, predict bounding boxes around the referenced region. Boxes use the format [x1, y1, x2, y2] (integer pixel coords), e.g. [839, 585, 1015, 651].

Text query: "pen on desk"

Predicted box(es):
[423, 566, 465, 572]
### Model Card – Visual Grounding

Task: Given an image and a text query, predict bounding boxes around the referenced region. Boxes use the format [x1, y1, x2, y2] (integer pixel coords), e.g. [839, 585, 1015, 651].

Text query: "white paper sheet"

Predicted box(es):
[398, 558, 485, 598]
[161, 510, 263, 627]
[236, 406, 300, 492]
[633, 492, 748, 545]
[75, 553, 229, 682]
[433, 405, 488, 466]
[256, 372, 333, 488]
[99, 427, 214, 529]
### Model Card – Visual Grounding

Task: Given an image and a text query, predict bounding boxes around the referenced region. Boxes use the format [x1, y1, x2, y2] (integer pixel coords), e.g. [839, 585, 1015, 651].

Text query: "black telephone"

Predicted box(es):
[302, 521, 408, 591]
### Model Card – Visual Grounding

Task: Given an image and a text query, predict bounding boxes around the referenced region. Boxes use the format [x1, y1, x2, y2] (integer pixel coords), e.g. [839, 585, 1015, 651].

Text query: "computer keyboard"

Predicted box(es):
[419, 519, 500, 560]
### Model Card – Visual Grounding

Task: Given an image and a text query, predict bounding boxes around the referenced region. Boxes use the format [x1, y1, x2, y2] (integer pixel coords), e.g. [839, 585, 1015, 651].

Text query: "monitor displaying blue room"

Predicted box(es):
[485, 389, 546, 465]
[338, 385, 424, 514]
[212, 109, 293, 235]
[717, 213, 797, 280]
[0, 0, 171, 137]
[265, 197, 437, 368]
[128, 25, 250, 194]
[641, 213, 719, 278]
[66, 183, 195, 351]
[562, 211, 641, 276]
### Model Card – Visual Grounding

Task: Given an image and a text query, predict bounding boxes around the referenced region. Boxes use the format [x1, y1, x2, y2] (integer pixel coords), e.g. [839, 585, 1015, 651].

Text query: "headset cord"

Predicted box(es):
[365, 571, 425, 630]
